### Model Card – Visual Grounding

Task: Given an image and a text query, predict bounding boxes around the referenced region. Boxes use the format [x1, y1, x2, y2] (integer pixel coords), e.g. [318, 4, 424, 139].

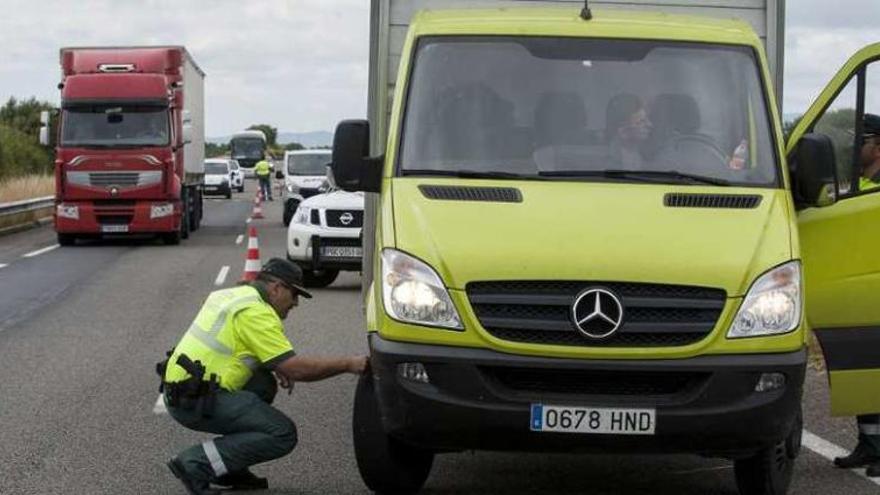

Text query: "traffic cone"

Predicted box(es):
[251, 190, 264, 219]
[241, 226, 261, 282]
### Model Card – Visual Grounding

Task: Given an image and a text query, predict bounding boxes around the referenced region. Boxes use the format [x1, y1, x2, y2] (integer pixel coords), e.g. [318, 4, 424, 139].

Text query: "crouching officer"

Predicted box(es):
[159, 258, 368, 494]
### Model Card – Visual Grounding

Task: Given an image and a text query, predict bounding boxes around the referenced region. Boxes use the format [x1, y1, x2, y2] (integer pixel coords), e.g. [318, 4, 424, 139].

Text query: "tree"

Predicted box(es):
[205, 142, 229, 158]
[246, 124, 277, 148]
[284, 142, 305, 151]
[0, 97, 57, 181]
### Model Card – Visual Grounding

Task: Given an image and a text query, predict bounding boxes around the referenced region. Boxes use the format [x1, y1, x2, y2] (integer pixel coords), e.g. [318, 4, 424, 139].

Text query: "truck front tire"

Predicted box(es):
[733, 410, 801, 495]
[57, 233, 76, 246]
[353, 373, 434, 495]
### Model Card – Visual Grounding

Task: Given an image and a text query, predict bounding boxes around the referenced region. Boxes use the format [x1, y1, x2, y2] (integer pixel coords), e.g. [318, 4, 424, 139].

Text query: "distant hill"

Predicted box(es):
[208, 131, 333, 148]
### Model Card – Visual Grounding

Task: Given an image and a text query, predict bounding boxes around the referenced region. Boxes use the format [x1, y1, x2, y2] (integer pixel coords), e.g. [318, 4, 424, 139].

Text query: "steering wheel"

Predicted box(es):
[669, 133, 729, 167]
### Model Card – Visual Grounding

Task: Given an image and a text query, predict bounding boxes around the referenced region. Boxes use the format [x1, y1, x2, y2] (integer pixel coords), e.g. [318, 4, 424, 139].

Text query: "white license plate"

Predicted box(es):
[101, 225, 129, 233]
[530, 404, 656, 435]
[320, 246, 362, 258]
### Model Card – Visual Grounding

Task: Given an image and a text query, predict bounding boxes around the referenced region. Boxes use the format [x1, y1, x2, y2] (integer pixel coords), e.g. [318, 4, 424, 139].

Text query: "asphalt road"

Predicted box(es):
[0, 181, 878, 494]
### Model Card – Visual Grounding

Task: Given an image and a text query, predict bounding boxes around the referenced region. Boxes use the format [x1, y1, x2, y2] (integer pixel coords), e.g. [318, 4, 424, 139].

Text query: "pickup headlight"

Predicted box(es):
[150, 202, 175, 219]
[381, 249, 462, 330]
[57, 204, 79, 220]
[286, 184, 299, 194]
[728, 261, 802, 338]
[292, 206, 310, 225]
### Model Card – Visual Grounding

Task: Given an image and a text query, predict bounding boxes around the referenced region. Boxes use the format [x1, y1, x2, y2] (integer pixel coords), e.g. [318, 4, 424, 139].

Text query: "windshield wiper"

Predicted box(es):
[402, 169, 546, 180]
[539, 169, 730, 186]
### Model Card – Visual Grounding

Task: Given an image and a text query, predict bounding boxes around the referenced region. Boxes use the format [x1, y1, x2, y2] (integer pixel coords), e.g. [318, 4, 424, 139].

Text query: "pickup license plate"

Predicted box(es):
[320, 246, 362, 258]
[101, 225, 129, 233]
[530, 404, 656, 435]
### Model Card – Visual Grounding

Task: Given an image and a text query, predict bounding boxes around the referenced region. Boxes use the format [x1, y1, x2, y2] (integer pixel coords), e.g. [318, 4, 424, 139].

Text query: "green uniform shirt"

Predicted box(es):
[254, 160, 271, 178]
[165, 284, 295, 391]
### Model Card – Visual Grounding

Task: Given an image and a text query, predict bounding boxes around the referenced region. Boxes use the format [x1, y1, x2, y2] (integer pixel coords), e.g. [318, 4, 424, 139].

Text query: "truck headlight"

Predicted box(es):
[292, 206, 310, 225]
[57, 204, 79, 220]
[728, 261, 801, 338]
[381, 249, 462, 330]
[150, 202, 174, 219]
[286, 184, 299, 193]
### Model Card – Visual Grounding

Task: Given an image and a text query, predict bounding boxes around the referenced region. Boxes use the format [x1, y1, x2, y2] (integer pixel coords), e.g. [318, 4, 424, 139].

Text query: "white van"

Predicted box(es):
[279, 149, 332, 225]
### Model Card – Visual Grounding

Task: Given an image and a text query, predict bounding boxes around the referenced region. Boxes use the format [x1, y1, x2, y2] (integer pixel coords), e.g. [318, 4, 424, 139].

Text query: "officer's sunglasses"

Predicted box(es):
[272, 278, 300, 301]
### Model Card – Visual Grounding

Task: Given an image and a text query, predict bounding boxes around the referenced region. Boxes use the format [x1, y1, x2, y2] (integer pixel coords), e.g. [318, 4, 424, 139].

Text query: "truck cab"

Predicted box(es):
[332, 7, 880, 495]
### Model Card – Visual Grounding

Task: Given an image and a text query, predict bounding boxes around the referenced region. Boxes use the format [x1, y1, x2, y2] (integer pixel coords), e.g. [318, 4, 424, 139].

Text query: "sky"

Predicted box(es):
[0, 0, 878, 137]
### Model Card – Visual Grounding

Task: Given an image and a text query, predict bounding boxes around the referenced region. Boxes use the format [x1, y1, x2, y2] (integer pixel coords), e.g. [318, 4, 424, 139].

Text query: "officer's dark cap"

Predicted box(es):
[865, 113, 880, 138]
[261, 258, 313, 299]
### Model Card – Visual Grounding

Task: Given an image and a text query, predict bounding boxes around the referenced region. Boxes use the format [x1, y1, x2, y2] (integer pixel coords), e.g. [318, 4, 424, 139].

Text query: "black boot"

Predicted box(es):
[167, 458, 221, 495]
[834, 443, 880, 469]
[213, 469, 269, 491]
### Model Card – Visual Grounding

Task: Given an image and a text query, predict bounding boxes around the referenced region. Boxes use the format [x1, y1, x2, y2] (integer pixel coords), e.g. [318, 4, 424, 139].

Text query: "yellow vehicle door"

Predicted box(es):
[788, 43, 880, 416]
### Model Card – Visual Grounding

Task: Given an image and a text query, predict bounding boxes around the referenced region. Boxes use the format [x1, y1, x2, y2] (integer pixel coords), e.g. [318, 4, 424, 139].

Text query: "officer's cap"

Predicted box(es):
[261, 258, 313, 299]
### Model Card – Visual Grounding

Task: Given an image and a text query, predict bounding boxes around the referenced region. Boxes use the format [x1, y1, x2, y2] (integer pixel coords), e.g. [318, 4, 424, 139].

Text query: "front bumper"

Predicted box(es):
[204, 183, 231, 195]
[54, 200, 178, 234]
[369, 334, 805, 458]
[287, 226, 362, 271]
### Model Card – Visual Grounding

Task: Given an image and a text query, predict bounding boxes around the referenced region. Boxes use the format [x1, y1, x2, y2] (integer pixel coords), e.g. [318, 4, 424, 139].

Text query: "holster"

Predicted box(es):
[157, 352, 220, 418]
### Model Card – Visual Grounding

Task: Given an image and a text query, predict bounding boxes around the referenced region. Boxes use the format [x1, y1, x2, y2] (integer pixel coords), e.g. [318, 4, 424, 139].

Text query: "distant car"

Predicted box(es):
[203, 159, 233, 199]
[287, 189, 364, 287]
[280, 150, 332, 226]
[229, 159, 245, 193]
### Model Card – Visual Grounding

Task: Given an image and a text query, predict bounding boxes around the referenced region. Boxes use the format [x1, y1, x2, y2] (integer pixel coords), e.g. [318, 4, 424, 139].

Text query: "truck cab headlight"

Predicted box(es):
[728, 261, 801, 338]
[57, 204, 79, 220]
[292, 206, 310, 225]
[381, 249, 462, 330]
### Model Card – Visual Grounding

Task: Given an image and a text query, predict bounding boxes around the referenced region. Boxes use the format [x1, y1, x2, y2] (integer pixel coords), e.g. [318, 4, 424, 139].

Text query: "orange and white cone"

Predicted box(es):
[240, 226, 262, 282]
[251, 191, 264, 220]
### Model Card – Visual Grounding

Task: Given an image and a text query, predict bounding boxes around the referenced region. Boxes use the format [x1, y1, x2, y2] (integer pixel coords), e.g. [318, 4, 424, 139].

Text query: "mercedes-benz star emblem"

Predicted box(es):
[571, 288, 624, 339]
[340, 212, 354, 226]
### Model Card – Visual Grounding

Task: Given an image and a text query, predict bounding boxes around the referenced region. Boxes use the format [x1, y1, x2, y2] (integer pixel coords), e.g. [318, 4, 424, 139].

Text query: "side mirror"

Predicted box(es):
[182, 124, 193, 145]
[39, 111, 51, 146]
[275, 170, 284, 180]
[792, 133, 837, 207]
[331, 120, 382, 193]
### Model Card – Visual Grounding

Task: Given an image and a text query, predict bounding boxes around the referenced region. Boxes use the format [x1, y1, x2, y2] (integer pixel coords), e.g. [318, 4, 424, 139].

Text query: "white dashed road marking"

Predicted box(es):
[236, 235, 244, 245]
[246, 217, 252, 224]
[0, 264, 8, 270]
[215, 265, 230, 286]
[802, 429, 880, 486]
[22, 244, 60, 258]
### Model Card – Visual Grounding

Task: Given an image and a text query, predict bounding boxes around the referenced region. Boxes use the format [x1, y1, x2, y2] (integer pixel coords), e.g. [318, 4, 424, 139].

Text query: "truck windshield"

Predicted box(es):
[231, 139, 265, 160]
[61, 105, 169, 147]
[399, 37, 778, 187]
[288, 154, 329, 175]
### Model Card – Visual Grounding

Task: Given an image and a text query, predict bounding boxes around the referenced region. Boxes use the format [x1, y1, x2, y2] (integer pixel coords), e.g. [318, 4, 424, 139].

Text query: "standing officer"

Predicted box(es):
[161, 258, 368, 494]
[833, 113, 880, 476]
[254, 158, 273, 201]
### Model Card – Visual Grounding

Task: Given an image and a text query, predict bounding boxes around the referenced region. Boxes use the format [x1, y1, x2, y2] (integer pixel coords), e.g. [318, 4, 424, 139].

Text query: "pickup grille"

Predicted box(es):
[467, 281, 726, 348]
[326, 209, 363, 228]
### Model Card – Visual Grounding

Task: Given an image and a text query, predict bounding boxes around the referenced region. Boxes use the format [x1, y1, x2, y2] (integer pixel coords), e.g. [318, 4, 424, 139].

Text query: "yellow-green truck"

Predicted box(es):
[330, 2, 880, 494]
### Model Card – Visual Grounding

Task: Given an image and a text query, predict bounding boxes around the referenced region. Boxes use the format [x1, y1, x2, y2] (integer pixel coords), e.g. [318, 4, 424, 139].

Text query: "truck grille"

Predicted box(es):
[325, 209, 363, 228]
[482, 367, 709, 399]
[466, 281, 726, 348]
[67, 171, 162, 188]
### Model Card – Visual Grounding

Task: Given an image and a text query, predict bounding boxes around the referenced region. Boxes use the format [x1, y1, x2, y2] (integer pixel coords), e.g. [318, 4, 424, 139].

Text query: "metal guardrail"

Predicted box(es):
[0, 196, 54, 219]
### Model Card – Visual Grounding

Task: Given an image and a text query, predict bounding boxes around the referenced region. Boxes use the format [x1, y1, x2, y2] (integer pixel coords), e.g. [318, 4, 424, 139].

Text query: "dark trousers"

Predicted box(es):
[166, 370, 296, 481]
[857, 415, 880, 454]
[258, 177, 272, 200]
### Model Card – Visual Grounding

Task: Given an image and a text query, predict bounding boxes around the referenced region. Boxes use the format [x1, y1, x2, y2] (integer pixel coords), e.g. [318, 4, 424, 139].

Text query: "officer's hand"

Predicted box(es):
[274, 371, 293, 390]
[348, 356, 369, 375]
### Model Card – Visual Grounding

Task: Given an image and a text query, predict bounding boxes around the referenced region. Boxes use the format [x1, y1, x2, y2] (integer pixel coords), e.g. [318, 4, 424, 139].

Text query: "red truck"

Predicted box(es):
[40, 46, 205, 245]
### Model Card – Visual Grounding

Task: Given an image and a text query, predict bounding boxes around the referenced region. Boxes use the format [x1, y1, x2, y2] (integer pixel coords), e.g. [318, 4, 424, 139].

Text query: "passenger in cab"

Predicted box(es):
[859, 113, 880, 191]
[605, 93, 652, 169]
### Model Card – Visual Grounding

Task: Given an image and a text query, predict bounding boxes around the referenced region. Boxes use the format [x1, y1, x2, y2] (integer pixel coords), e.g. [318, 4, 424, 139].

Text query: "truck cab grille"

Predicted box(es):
[466, 281, 726, 348]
